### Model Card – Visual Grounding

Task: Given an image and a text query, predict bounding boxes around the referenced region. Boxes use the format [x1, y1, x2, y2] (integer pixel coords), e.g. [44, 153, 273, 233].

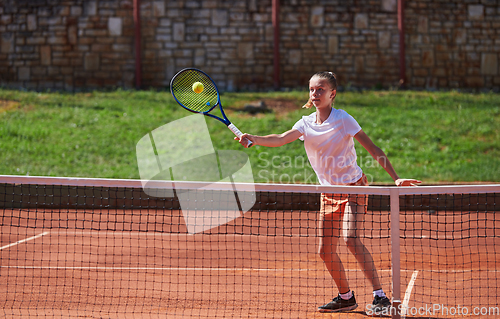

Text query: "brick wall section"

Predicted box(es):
[405, 1, 500, 89]
[0, 0, 498, 91]
[277, 0, 401, 88]
[0, 0, 135, 90]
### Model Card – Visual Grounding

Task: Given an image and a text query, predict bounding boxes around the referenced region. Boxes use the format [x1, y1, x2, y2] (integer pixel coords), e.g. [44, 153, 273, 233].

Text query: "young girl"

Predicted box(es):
[236, 71, 421, 313]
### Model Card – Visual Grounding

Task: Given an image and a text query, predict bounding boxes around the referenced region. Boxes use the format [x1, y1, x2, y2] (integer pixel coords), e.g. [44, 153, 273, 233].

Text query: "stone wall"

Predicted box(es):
[0, 0, 498, 91]
[405, 1, 500, 89]
[0, 0, 135, 90]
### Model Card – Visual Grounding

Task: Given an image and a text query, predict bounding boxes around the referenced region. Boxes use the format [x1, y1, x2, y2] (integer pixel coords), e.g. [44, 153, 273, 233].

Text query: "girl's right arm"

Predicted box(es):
[236, 129, 302, 148]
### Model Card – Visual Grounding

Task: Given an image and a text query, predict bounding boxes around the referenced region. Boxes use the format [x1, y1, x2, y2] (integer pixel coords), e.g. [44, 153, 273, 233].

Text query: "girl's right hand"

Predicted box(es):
[235, 133, 255, 148]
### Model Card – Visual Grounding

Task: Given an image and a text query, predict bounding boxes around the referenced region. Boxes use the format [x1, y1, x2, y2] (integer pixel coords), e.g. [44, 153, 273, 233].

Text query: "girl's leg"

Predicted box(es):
[318, 213, 350, 293]
[342, 201, 382, 291]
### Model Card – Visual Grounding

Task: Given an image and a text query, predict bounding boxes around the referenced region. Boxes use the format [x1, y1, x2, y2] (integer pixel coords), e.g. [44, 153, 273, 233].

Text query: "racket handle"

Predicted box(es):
[228, 123, 253, 148]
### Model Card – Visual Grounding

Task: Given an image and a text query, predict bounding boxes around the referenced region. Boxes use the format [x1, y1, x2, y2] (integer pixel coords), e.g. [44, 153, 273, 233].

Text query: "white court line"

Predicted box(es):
[46, 230, 483, 241]
[402, 268, 500, 273]
[0, 266, 392, 272]
[46, 230, 393, 239]
[402, 270, 419, 318]
[0, 232, 49, 251]
[2, 264, 497, 273]
[50, 230, 478, 240]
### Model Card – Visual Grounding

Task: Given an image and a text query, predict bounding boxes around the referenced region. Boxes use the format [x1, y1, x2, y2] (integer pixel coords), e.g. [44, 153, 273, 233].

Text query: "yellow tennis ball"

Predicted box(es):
[192, 82, 204, 94]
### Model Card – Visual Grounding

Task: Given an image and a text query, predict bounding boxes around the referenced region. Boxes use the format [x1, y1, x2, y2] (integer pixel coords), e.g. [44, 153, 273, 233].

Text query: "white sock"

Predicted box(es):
[340, 290, 353, 300]
[373, 289, 386, 298]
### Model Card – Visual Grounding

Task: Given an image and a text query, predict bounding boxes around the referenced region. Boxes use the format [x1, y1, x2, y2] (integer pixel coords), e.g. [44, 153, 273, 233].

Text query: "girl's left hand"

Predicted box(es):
[395, 179, 422, 187]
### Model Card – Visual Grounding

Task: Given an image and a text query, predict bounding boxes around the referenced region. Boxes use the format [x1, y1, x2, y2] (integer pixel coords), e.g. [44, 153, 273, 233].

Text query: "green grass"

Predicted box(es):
[1, 88, 499, 184]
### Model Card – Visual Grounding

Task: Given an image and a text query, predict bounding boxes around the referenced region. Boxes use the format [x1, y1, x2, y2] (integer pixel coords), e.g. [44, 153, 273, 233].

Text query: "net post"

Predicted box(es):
[390, 187, 401, 319]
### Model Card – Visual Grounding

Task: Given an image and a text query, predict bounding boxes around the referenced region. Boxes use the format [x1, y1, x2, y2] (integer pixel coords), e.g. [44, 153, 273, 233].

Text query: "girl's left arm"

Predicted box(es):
[354, 130, 422, 186]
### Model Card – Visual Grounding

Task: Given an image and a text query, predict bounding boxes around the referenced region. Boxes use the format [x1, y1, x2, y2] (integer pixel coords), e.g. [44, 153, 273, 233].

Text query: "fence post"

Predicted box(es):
[390, 187, 401, 319]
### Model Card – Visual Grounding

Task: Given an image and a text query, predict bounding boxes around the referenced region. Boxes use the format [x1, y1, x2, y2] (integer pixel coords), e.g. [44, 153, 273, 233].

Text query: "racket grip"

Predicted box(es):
[228, 123, 253, 148]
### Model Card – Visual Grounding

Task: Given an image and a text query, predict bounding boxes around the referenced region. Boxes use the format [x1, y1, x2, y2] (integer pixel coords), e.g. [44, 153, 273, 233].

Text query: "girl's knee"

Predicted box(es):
[318, 246, 327, 259]
[343, 235, 358, 248]
[318, 246, 337, 261]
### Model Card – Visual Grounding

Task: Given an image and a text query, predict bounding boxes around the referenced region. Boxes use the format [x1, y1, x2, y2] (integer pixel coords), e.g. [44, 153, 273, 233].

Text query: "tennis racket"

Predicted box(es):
[170, 68, 252, 148]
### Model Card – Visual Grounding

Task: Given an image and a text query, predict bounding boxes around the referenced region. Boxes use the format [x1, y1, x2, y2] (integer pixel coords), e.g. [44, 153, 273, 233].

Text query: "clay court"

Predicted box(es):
[1, 203, 499, 318]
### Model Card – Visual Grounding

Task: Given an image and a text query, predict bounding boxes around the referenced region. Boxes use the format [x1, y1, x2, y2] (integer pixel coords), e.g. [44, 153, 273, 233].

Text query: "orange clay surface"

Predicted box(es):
[1, 208, 498, 318]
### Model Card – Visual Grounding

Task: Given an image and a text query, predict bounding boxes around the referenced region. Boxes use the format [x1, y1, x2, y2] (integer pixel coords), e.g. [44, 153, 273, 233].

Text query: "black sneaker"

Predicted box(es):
[371, 295, 391, 313]
[318, 293, 358, 313]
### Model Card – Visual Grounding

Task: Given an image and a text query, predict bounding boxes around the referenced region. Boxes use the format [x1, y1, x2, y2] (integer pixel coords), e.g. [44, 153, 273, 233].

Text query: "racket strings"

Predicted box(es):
[171, 70, 218, 113]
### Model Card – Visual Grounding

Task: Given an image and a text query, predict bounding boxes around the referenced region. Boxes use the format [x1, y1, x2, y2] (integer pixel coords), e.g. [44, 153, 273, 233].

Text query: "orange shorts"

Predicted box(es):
[320, 174, 369, 221]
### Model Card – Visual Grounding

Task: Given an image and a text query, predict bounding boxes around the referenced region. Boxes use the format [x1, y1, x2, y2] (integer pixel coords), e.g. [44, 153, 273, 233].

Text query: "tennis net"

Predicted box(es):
[0, 175, 499, 318]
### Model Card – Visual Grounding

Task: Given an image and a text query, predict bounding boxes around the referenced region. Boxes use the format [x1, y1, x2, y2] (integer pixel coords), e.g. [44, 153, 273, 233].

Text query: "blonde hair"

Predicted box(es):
[303, 71, 338, 109]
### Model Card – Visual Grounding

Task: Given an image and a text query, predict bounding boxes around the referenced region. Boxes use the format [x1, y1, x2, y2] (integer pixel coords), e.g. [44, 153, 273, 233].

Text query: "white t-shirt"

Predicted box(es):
[292, 108, 363, 185]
